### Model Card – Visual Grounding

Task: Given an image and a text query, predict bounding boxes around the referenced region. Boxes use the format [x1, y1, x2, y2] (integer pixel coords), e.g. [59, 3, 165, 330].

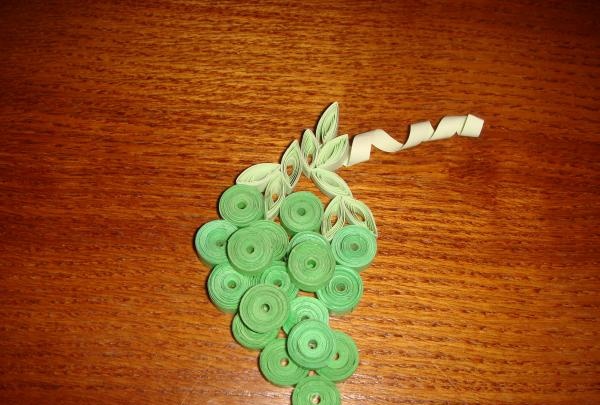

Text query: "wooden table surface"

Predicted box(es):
[1, 1, 599, 404]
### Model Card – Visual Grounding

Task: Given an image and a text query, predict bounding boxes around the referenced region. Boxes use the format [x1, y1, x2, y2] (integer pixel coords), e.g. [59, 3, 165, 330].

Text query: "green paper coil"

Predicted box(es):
[287, 319, 336, 369]
[330, 224, 377, 271]
[194, 219, 237, 266]
[207, 263, 254, 313]
[218, 184, 264, 227]
[279, 191, 323, 235]
[291, 375, 341, 405]
[231, 313, 278, 350]
[227, 226, 273, 276]
[283, 296, 329, 334]
[260, 261, 299, 300]
[259, 338, 308, 387]
[317, 330, 359, 382]
[287, 231, 329, 254]
[239, 284, 290, 333]
[252, 220, 289, 260]
[288, 241, 336, 292]
[316, 265, 363, 315]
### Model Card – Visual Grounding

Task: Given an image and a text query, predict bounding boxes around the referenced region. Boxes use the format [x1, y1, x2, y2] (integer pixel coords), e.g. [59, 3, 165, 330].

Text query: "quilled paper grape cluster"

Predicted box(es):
[195, 103, 483, 404]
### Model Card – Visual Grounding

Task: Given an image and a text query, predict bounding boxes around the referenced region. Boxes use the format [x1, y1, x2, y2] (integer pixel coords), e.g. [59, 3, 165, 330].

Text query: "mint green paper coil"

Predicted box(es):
[287, 230, 329, 254]
[227, 226, 273, 276]
[194, 219, 237, 266]
[218, 184, 264, 227]
[292, 375, 340, 405]
[279, 191, 323, 235]
[287, 319, 336, 369]
[259, 338, 308, 387]
[283, 296, 329, 334]
[316, 265, 363, 315]
[288, 241, 335, 292]
[252, 220, 289, 260]
[317, 330, 359, 382]
[260, 261, 299, 300]
[231, 313, 278, 350]
[239, 284, 290, 333]
[330, 224, 377, 271]
[207, 262, 254, 313]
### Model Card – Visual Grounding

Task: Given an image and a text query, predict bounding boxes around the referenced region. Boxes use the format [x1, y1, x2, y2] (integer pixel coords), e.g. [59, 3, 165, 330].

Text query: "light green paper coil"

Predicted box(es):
[207, 262, 254, 313]
[291, 375, 341, 405]
[288, 241, 336, 292]
[259, 338, 308, 387]
[231, 313, 278, 350]
[239, 284, 289, 333]
[287, 231, 329, 255]
[227, 226, 273, 276]
[194, 219, 237, 266]
[317, 330, 359, 382]
[287, 319, 336, 369]
[279, 191, 323, 235]
[316, 265, 363, 315]
[330, 224, 377, 271]
[283, 296, 329, 334]
[260, 261, 299, 300]
[252, 220, 289, 260]
[218, 184, 264, 227]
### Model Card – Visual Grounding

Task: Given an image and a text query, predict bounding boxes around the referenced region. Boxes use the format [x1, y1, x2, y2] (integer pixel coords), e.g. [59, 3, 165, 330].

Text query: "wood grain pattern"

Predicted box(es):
[1, 1, 599, 404]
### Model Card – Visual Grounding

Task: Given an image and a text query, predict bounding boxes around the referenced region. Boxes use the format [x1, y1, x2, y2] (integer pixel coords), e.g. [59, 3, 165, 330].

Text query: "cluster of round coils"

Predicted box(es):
[195, 184, 377, 404]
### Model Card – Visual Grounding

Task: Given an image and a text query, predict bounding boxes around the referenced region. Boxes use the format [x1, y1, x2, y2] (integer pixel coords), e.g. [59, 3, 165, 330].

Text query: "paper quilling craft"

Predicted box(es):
[195, 103, 484, 404]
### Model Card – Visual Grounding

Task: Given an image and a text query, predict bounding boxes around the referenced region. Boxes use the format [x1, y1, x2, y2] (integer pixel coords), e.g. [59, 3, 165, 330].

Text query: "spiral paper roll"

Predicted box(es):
[231, 313, 278, 350]
[252, 220, 289, 261]
[316, 265, 363, 315]
[287, 319, 336, 369]
[317, 330, 359, 382]
[288, 241, 336, 292]
[287, 231, 329, 255]
[260, 261, 299, 300]
[207, 263, 254, 313]
[330, 225, 377, 271]
[194, 219, 237, 266]
[218, 184, 264, 227]
[259, 338, 308, 387]
[291, 375, 341, 405]
[283, 296, 330, 334]
[239, 284, 290, 333]
[279, 191, 323, 235]
[226, 226, 273, 276]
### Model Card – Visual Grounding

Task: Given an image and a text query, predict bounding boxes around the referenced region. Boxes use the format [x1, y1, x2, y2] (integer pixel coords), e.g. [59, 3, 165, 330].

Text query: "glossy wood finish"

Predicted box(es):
[1, 1, 599, 404]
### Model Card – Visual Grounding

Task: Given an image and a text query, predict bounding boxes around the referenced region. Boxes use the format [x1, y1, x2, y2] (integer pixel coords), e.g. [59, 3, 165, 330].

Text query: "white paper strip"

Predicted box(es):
[346, 114, 484, 167]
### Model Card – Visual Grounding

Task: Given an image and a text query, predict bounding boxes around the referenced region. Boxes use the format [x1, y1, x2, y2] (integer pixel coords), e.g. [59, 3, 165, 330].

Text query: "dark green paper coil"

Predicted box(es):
[207, 262, 254, 313]
[316, 265, 363, 315]
[259, 338, 308, 387]
[227, 226, 273, 276]
[317, 330, 359, 382]
[288, 241, 336, 292]
[194, 219, 237, 266]
[283, 296, 329, 334]
[252, 220, 289, 260]
[218, 184, 264, 227]
[291, 375, 341, 405]
[287, 319, 336, 369]
[239, 284, 289, 333]
[260, 261, 299, 300]
[279, 191, 323, 235]
[231, 313, 278, 350]
[330, 224, 377, 271]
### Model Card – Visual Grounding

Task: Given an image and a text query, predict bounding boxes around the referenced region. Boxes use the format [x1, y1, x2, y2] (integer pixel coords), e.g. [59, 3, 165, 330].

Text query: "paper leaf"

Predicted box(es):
[316, 102, 339, 144]
[280, 140, 303, 190]
[264, 171, 290, 220]
[300, 129, 319, 175]
[314, 134, 349, 172]
[236, 163, 280, 192]
[343, 197, 378, 237]
[311, 168, 352, 198]
[321, 195, 346, 241]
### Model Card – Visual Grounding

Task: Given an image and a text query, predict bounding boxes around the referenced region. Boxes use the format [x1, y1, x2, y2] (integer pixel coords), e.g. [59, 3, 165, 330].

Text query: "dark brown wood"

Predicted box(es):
[1, 1, 599, 404]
